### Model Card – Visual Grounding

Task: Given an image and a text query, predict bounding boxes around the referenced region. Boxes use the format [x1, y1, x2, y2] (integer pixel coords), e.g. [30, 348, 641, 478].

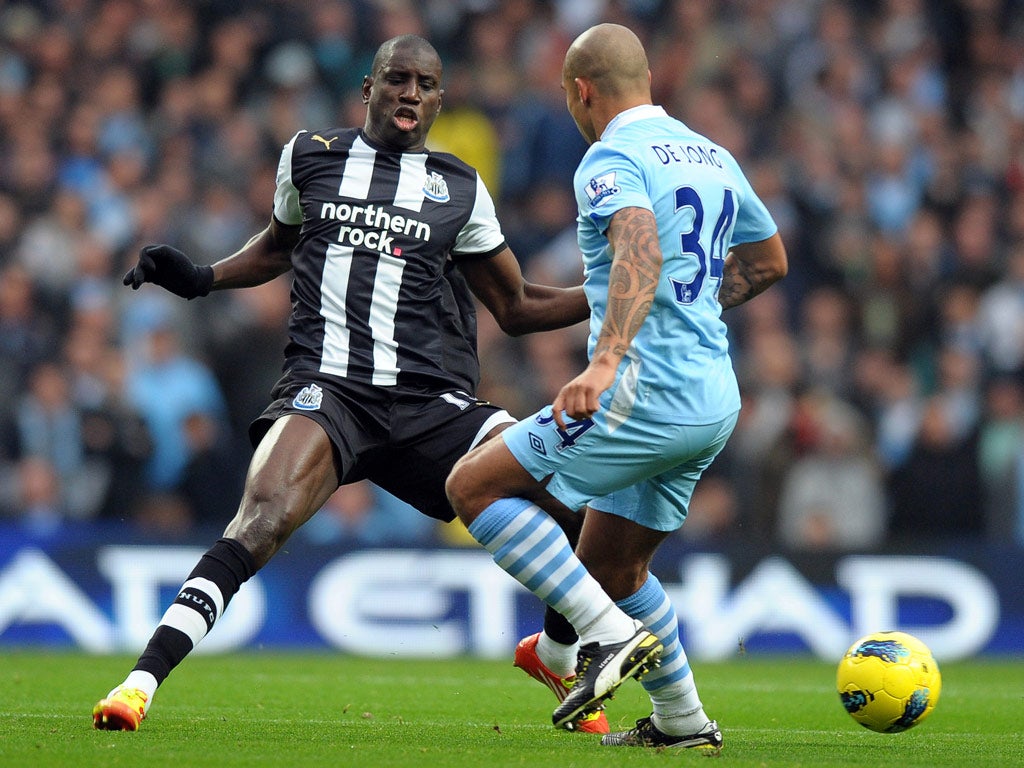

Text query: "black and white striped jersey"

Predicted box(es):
[272, 128, 507, 395]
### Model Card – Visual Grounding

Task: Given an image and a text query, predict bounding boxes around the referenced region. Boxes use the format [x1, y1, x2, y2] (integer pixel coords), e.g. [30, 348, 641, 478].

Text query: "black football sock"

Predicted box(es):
[133, 538, 256, 685]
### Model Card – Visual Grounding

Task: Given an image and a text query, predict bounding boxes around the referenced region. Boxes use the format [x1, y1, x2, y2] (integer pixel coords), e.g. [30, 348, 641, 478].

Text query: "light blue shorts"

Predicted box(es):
[503, 406, 738, 531]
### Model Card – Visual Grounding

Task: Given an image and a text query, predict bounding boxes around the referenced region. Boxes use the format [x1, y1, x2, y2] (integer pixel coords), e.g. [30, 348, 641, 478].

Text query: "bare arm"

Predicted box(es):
[209, 216, 300, 290]
[458, 246, 589, 336]
[718, 231, 788, 310]
[552, 206, 661, 426]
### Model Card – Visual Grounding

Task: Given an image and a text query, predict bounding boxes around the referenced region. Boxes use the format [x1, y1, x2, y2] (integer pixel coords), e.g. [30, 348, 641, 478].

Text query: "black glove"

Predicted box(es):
[123, 244, 214, 300]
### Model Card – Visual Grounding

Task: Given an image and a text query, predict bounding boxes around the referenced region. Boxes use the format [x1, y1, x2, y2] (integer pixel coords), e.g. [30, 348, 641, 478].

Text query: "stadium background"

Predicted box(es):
[1, 0, 1023, 659]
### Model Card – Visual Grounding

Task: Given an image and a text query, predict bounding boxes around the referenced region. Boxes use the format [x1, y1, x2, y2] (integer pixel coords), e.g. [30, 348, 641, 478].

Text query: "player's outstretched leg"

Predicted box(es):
[465, 498, 662, 727]
[91, 537, 255, 730]
[601, 573, 721, 751]
[513, 632, 609, 734]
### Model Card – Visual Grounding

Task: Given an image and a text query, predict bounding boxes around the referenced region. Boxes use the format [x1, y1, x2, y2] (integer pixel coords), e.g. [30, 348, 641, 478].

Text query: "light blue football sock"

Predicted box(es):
[468, 498, 635, 643]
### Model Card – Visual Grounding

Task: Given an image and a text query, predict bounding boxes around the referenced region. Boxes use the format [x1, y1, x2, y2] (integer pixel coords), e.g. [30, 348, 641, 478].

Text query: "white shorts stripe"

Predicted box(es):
[469, 410, 516, 450]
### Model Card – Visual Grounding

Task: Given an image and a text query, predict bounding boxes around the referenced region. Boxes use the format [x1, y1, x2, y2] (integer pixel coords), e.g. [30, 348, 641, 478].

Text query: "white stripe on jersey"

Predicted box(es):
[273, 132, 303, 225]
[369, 253, 405, 385]
[452, 174, 505, 254]
[320, 242, 354, 378]
[338, 135, 375, 199]
[320, 245, 406, 384]
[394, 153, 428, 212]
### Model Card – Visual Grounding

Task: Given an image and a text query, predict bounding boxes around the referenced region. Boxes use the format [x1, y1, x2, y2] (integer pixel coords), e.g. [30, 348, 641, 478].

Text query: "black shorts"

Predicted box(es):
[249, 369, 515, 522]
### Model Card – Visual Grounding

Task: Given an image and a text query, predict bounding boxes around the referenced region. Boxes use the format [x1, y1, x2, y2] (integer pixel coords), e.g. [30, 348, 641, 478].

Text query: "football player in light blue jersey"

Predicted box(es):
[447, 23, 787, 750]
[573, 105, 777, 427]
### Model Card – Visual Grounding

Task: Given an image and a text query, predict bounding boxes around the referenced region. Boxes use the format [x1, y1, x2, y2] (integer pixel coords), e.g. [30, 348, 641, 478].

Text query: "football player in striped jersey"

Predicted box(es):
[94, 34, 591, 732]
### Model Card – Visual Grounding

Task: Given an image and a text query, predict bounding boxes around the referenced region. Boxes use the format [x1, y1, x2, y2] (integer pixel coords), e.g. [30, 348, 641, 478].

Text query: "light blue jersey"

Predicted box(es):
[575, 104, 777, 425]
[503, 103, 778, 527]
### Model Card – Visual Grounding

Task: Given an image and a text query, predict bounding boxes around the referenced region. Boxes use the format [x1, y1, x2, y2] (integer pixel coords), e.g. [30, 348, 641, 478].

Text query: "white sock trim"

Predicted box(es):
[536, 632, 578, 678]
[651, 709, 709, 736]
[118, 671, 159, 708]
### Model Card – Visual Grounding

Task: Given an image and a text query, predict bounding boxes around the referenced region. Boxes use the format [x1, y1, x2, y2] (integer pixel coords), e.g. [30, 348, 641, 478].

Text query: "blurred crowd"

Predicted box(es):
[1, 0, 1022, 553]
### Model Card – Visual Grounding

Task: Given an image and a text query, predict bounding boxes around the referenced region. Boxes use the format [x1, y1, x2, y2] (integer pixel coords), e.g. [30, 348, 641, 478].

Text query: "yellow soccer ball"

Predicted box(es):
[836, 631, 941, 733]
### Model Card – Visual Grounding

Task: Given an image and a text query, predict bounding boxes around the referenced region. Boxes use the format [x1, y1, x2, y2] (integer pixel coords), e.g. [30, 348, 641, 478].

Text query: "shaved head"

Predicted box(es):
[371, 34, 441, 78]
[561, 24, 652, 143]
[563, 23, 649, 99]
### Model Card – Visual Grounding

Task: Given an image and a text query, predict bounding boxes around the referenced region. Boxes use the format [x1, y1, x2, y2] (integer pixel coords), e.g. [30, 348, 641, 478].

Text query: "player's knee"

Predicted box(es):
[444, 461, 468, 517]
[445, 455, 481, 525]
[242, 474, 289, 517]
[228, 482, 304, 561]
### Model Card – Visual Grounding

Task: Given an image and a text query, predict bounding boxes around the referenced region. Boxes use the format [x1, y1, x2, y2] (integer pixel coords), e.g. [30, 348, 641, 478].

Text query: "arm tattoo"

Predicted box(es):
[719, 252, 774, 310]
[595, 207, 662, 358]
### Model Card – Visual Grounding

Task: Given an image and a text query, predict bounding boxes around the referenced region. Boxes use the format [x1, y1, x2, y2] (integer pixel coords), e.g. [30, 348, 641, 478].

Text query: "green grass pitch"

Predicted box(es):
[2, 652, 1022, 767]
